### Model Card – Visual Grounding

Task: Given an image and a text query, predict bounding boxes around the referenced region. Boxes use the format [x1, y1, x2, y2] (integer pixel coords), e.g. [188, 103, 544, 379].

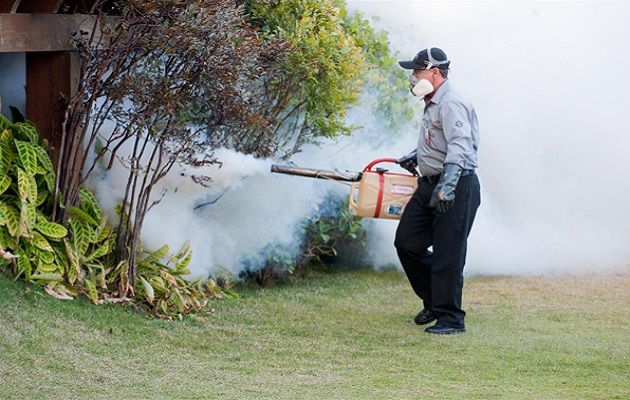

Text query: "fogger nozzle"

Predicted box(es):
[270, 164, 363, 182]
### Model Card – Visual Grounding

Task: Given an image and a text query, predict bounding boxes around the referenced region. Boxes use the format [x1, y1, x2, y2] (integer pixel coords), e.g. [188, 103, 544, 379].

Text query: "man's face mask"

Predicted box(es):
[408, 67, 434, 97]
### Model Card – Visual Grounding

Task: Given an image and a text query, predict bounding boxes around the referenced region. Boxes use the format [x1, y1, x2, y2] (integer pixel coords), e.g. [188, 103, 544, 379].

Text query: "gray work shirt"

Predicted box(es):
[417, 79, 479, 176]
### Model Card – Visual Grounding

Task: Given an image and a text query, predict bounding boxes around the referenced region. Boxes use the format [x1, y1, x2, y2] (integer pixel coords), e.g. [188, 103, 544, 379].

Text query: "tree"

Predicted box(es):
[338, 5, 419, 142]
[239, 0, 367, 158]
[57, 0, 289, 286]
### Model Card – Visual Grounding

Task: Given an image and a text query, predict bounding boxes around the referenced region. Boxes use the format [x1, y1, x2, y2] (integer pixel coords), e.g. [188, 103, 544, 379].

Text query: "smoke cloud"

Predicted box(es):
[347, 0, 630, 275]
[2, 2, 629, 278]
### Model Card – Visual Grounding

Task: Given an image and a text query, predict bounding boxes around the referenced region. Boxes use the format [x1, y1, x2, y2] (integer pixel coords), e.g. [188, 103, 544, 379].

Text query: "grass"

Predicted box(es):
[1, 266, 629, 399]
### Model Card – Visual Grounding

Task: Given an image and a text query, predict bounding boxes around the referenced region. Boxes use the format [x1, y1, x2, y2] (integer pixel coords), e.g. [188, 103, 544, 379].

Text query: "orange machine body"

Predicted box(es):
[348, 158, 418, 220]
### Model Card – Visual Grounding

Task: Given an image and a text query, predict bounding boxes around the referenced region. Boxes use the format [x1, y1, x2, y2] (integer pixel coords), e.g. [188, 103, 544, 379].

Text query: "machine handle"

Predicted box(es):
[363, 158, 416, 177]
[363, 158, 398, 172]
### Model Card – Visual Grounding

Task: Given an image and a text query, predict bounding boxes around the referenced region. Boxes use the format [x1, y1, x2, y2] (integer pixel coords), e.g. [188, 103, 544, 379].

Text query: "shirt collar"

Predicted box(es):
[424, 79, 450, 105]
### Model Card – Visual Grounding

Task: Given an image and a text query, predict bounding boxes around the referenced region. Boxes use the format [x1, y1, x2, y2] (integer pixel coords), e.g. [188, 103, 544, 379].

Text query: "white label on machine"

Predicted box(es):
[390, 184, 415, 195]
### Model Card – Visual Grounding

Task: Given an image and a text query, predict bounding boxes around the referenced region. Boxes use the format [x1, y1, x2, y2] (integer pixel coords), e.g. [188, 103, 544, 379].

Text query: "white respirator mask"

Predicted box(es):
[408, 63, 434, 97]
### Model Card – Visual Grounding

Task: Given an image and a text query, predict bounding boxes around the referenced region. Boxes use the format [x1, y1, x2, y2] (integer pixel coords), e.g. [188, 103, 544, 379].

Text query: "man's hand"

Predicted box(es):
[429, 164, 463, 213]
[395, 149, 419, 176]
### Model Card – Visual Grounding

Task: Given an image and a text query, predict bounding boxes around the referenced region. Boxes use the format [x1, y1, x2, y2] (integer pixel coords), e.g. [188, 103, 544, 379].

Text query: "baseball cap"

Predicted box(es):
[399, 47, 450, 70]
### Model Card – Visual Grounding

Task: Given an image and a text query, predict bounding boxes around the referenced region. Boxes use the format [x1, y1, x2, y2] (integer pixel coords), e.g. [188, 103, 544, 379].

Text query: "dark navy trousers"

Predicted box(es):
[394, 173, 481, 328]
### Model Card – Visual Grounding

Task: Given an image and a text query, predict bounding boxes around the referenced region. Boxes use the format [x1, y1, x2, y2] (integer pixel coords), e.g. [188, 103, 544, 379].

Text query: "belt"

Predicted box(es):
[423, 169, 475, 184]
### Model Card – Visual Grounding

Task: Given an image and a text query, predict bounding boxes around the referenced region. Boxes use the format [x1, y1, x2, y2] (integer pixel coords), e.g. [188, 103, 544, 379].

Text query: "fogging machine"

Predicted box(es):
[271, 158, 417, 220]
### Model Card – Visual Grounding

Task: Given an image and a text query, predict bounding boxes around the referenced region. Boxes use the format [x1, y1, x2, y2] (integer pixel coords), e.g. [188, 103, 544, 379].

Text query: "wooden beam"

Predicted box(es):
[0, 13, 99, 52]
[16, 0, 64, 14]
[26, 51, 80, 165]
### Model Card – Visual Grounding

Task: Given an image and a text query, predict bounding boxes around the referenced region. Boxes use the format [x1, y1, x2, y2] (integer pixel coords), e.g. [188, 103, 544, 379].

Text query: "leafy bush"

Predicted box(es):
[239, 192, 367, 286]
[300, 194, 366, 263]
[242, 0, 367, 157]
[59, 0, 289, 289]
[338, 5, 420, 139]
[0, 114, 231, 319]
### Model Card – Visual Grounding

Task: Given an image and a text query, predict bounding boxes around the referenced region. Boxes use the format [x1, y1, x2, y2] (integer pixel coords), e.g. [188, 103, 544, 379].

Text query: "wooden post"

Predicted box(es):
[0, 13, 99, 166]
[26, 51, 79, 165]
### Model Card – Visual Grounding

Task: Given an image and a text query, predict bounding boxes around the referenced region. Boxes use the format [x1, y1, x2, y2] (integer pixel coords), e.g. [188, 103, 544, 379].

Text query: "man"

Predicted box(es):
[394, 47, 481, 335]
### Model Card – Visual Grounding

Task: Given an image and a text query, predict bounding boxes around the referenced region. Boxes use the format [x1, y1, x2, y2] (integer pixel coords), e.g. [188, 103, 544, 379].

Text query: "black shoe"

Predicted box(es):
[424, 324, 466, 335]
[413, 309, 436, 325]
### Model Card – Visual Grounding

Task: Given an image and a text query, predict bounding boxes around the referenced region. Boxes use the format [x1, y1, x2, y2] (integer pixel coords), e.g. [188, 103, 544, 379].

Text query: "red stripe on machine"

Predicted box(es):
[374, 172, 385, 218]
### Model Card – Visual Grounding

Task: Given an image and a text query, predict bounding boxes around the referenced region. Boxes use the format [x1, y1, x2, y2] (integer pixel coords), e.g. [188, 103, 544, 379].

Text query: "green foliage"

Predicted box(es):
[238, 240, 299, 286]
[61, 0, 291, 285]
[240, 192, 367, 286]
[243, 0, 367, 156]
[300, 193, 367, 262]
[135, 241, 237, 319]
[337, 4, 420, 141]
[0, 114, 57, 261]
[0, 114, 229, 319]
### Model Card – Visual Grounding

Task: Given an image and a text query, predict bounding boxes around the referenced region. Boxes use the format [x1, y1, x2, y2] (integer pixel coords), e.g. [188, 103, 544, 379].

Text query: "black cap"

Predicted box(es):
[399, 47, 450, 70]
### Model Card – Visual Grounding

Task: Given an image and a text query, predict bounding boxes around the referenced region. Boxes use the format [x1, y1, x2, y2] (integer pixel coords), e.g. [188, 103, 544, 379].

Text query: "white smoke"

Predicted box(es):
[347, 0, 630, 275]
[3, 1, 630, 278]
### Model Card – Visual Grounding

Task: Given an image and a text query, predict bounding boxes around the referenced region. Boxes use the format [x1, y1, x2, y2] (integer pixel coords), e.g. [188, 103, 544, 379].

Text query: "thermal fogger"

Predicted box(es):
[270, 158, 418, 220]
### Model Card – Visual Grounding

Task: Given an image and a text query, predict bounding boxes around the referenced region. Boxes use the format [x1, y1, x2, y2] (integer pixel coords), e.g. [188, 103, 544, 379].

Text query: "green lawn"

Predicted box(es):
[1, 267, 628, 399]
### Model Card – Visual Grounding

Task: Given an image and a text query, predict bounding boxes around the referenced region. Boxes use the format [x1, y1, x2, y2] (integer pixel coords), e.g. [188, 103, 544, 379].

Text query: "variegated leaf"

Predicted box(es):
[0, 127, 13, 142]
[36, 261, 59, 274]
[175, 240, 191, 259]
[159, 270, 179, 287]
[0, 225, 18, 249]
[33, 146, 54, 173]
[35, 187, 49, 207]
[140, 244, 169, 265]
[84, 279, 100, 304]
[21, 201, 36, 232]
[35, 221, 68, 239]
[32, 231, 54, 252]
[32, 245, 55, 264]
[96, 216, 112, 243]
[44, 172, 54, 193]
[12, 122, 39, 144]
[51, 242, 69, 275]
[27, 174, 37, 205]
[0, 175, 11, 195]
[139, 276, 154, 304]
[70, 219, 95, 254]
[177, 251, 193, 270]
[79, 186, 102, 222]
[0, 133, 13, 174]
[15, 246, 31, 280]
[0, 113, 11, 131]
[14, 140, 38, 177]
[2, 203, 21, 237]
[85, 240, 110, 262]
[67, 206, 99, 227]
[16, 167, 30, 202]
[66, 260, 78, 284]
[149, 275, 169, 293]
[64, 239, 80, 284]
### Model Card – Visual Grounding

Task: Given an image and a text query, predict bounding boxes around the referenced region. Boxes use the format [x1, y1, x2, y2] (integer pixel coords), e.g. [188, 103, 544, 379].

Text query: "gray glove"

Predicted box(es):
[429, 163, 463, 213]
[395, 149, 419, 176]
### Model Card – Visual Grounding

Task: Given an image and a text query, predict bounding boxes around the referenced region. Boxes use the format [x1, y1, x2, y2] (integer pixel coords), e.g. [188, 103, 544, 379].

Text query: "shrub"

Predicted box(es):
[0, 113, 231, 319]
[239, 192, 367, 286]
